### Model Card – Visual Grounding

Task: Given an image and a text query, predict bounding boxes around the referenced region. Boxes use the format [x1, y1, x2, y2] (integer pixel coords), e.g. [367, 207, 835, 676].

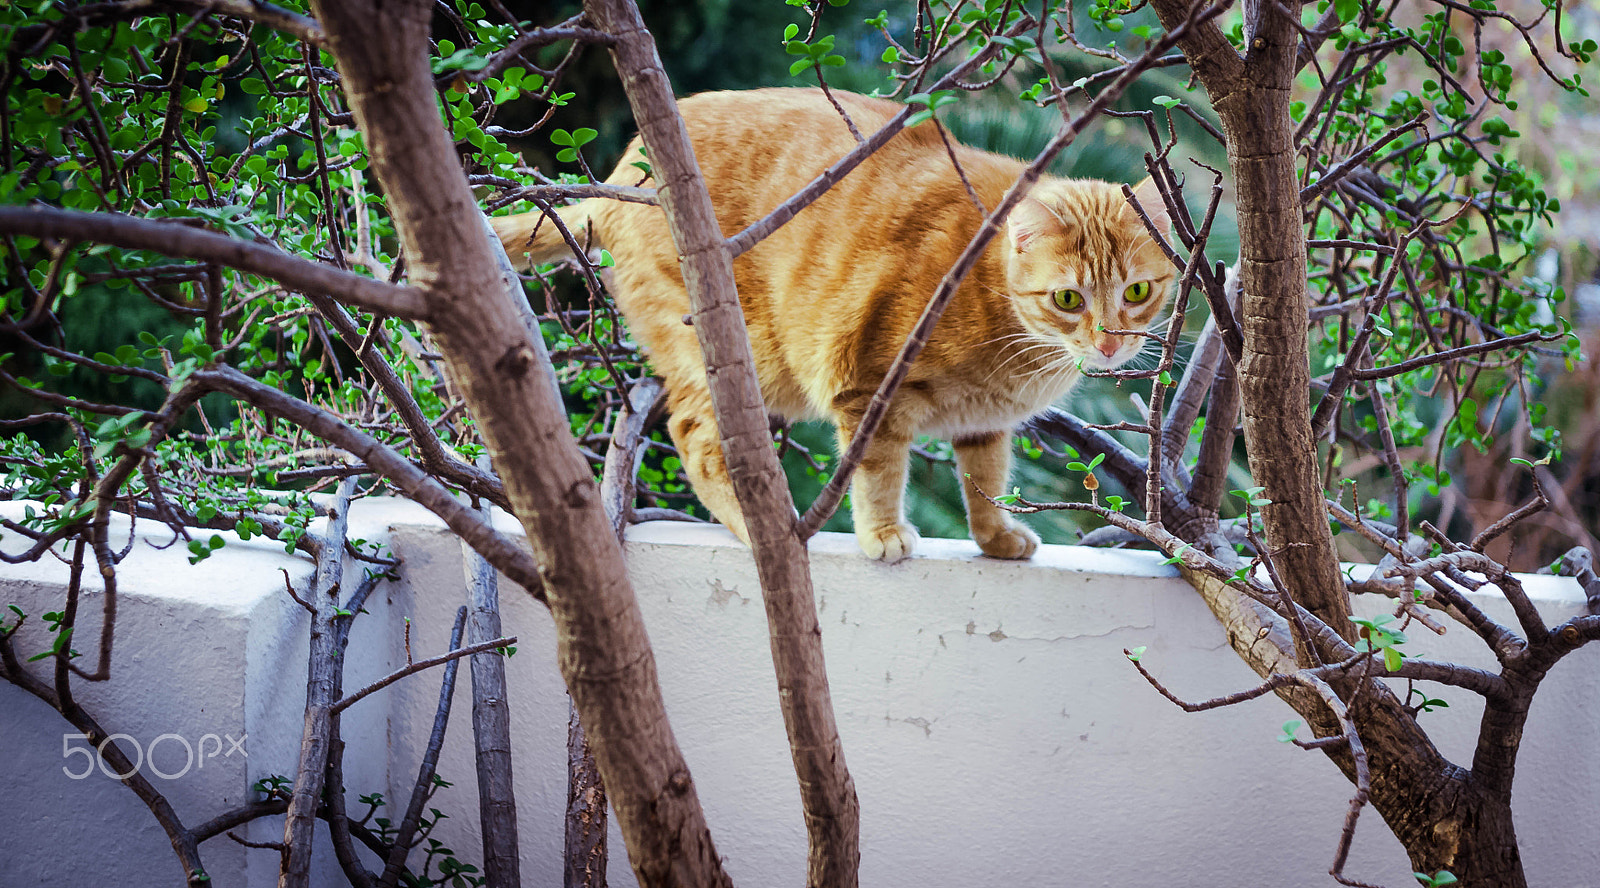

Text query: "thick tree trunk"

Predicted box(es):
[305, 1, 730, 885]
[1389, 758, 1525, 886]
[1204, 4, 1352, 648]
[583, 2, 861, 885]
[1181, 565, 1526, 886]
[1150, 3, 1528, 884]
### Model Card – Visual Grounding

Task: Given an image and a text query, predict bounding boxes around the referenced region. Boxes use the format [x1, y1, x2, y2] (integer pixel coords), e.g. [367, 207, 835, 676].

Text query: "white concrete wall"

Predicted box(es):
[0, 509, 399, 888]
[3, 499, 1597, 887]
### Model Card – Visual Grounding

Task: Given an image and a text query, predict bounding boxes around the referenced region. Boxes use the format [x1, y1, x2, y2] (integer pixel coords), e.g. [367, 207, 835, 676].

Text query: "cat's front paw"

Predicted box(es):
[974, 518, 1039, 560]
[857, 522, 920, 564]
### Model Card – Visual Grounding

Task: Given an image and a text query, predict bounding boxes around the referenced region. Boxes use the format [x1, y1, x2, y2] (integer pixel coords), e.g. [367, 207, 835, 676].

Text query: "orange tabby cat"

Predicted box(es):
[494, 88, 1173, 563]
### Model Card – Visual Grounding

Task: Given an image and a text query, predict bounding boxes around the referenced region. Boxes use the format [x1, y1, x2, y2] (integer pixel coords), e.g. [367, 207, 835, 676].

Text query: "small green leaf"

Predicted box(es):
[1383, 646, 1405, 672]
[1152, 95, 1180, 109]
[1279, 719, 1302, 742]
[1126, 645, 1147, 662]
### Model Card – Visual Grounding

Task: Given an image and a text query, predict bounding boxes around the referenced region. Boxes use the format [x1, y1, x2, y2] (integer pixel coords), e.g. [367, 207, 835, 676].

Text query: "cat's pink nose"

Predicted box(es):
[1098, 339, 1119, 358]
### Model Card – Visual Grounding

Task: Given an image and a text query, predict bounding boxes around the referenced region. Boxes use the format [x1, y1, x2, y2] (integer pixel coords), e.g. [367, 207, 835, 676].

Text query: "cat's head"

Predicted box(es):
[1003, 176, 1176, 370]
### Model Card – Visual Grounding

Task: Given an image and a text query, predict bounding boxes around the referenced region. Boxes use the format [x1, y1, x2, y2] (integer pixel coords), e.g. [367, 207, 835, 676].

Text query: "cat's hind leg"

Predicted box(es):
[665, 387, 751, 545]
[953, 429, 1039, 559]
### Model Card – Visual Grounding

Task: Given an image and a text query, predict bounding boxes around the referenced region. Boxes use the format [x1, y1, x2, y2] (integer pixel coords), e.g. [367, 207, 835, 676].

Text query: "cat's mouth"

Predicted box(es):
[1070, 344, 1142, 372]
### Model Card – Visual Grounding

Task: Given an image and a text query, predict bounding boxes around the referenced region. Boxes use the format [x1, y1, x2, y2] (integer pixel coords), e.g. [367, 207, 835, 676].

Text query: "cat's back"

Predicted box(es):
[601, 87, 1013, 241]
[656, 88, 938, 203]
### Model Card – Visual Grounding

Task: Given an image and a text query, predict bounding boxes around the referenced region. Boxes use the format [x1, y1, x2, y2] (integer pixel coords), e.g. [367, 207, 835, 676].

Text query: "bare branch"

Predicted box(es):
[14, 0, 325, 52]
[0, 206, 429, 320]
[600, 379, 666, 537]
[280, 477, 358, 888]
[1553, 547, 1600, 614]
[1386, 550, 1548, 643]
[196, 367, 546, 596]
[489, 182, 658, 208]
[1348, 329, 1563, 381]
[332, 634, 516, 715]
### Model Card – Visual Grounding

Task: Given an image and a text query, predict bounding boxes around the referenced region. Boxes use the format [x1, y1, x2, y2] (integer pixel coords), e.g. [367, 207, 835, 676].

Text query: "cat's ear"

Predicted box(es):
[1125, 176, 1171, 236]
[1007, 196, 1060, 252]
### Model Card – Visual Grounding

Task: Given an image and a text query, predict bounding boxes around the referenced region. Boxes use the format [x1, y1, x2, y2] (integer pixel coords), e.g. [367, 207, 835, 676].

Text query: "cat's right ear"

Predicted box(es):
[1126, 176, 1172, 236]
[1007, 196, 1057, 252]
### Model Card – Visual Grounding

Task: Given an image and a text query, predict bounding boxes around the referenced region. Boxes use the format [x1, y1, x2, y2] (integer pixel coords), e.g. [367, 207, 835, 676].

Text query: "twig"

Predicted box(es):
[724, 15, 1047, 258]
[1387, 550, 1546, 642]
[1300, 114, 1427, 207]
[331, 634, 516, 714]
[463, 24, 615, 83]
[486, 182, 657, 209]
[376, 608, 470, 888]
[226, 831, 287, 851]
[1469, 471, 1550, 554]
[196, 366, 547, 597]
[1348, 329, 1562, 380]
[1553, 547, 1600, 615]
[932, 121, 984, 213]
[280, 568, 316, 614]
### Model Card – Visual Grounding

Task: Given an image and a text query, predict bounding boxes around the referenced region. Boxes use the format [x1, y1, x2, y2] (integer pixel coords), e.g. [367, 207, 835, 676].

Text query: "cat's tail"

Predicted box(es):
[490, 202, 595, 269]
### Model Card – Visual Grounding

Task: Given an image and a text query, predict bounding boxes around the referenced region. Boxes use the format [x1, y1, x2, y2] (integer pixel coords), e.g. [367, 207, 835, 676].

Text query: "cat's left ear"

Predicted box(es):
[1125, 176, 1172, 236]
[1007, 196, 1061, 253]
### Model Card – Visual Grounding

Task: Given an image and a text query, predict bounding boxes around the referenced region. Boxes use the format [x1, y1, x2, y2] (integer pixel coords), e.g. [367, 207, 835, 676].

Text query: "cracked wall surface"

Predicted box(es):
[3, 500, 1596, 887]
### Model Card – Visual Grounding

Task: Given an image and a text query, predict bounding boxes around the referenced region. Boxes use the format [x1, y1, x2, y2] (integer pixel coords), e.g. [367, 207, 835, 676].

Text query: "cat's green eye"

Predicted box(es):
[1124, 281, 1153, 304]
[1052, 288, 1084, 311]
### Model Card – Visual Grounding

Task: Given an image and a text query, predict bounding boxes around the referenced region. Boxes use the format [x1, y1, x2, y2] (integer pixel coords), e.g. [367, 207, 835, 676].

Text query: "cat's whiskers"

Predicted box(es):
[982, 334, 1069, 384]
[1025, 351, 1088, 408]
[977, 329, 1045, 351]
[970, 330, 1038, 383]
[1040, 350, 1084, 381]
